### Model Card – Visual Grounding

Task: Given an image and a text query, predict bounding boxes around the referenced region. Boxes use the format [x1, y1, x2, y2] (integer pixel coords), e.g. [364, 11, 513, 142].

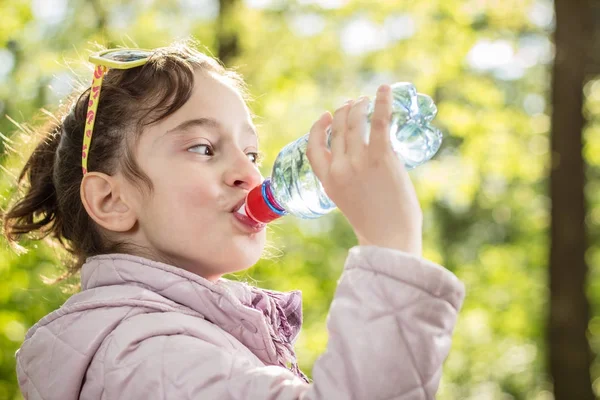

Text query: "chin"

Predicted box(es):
[238, 245, 265, 268]
[228, 235, 266, 270]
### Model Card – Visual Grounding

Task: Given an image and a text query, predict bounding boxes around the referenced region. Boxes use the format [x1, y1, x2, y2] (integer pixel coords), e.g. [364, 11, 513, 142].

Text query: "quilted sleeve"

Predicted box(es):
[102, 245, 464, 400]
[310, 245, 465, 399]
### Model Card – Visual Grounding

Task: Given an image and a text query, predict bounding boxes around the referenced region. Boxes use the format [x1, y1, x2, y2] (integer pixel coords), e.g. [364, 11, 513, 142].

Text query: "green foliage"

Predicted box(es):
[0, 0, 588, 399]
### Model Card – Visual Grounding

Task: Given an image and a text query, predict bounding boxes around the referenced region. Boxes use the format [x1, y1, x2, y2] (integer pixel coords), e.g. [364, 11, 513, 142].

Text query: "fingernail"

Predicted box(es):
[358, 95, 369, 104]
[378, 85, 390, 94]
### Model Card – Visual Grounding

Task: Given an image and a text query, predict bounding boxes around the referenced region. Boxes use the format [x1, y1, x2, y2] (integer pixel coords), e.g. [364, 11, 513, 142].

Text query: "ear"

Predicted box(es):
[80, 172, 137, 232]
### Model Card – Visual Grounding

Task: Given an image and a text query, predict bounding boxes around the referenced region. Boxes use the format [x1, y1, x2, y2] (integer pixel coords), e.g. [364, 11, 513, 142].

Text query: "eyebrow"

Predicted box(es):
[163, 117, 258, 140]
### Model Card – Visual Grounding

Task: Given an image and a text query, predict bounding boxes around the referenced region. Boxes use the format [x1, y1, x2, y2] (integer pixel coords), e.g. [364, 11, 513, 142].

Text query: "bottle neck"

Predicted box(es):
[245, 178, 287, 224]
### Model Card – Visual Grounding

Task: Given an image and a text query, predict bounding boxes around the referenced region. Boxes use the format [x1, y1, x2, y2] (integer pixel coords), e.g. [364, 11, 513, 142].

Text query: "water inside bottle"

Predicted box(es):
[253, 82, 443, 220]
[270, 136, 337, 218]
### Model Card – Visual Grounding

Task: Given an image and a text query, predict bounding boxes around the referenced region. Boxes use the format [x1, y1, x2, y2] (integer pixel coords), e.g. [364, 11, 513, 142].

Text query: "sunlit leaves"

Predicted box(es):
[0, 0, 572, 398]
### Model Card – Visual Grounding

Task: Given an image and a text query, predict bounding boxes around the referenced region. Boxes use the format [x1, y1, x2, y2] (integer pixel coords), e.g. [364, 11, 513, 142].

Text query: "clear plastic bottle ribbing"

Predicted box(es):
[252, 82, 442, 220]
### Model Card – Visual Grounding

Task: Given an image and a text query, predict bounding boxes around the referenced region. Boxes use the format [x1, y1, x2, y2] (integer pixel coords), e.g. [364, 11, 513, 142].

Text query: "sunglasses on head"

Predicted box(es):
[82, 48, 152, 176]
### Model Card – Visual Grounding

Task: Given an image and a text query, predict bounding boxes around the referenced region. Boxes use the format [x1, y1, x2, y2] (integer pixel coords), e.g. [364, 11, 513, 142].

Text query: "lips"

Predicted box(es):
[233, 211, 266, 232]
[230, 194, 266, 232]
[231, 197, 246, 213]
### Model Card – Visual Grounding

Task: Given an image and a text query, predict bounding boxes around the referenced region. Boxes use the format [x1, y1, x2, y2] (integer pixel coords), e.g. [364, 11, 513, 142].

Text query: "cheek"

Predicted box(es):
[147, 174, 218, 221]
[175, 183, 219, 214]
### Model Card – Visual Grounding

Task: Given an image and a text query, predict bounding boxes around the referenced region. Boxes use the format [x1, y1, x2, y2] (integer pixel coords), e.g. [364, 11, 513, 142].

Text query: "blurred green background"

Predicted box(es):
[0, 0, 598, 399]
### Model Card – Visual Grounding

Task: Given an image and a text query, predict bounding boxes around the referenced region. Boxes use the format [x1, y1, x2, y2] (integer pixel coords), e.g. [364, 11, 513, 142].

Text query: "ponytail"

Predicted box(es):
[2, 121, 63, 248]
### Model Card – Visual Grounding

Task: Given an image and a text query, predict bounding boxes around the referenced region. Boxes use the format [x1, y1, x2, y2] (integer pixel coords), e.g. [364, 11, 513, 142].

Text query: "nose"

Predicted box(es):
[224, 151, 263, 190]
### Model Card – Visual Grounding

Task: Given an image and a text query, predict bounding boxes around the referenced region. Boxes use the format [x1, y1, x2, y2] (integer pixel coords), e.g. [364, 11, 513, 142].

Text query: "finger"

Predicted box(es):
[306, 111, 333, 182]
[330, 100, 353, 159]
[368, 85, 393, 158]
[346, 96, 370, 160]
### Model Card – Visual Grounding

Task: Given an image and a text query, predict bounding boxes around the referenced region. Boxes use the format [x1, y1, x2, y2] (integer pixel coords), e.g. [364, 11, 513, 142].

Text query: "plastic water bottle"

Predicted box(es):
[241, 82, 442, 224]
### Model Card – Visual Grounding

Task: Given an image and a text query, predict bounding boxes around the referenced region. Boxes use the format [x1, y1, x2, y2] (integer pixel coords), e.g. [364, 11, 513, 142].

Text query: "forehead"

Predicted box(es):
[145, 70, 256, 146]
[185, 70, 250, 121]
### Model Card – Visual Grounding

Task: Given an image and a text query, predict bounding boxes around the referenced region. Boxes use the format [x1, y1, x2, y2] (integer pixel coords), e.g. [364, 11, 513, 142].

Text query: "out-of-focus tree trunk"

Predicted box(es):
[217, 0, 240, 64]
[89, 0, 108, 33]
[549, 0, 594, 399]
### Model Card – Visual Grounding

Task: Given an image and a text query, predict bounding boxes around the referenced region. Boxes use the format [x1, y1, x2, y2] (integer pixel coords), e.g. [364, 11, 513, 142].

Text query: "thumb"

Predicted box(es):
[306, 111, 333, 183]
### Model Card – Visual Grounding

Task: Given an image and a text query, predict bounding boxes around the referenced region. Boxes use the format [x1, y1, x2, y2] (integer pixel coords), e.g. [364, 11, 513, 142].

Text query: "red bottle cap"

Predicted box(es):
[245, 183, 284, 224]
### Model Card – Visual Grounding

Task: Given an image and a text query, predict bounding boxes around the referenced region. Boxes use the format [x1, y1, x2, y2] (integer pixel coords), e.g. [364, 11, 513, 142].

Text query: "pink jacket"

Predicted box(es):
[16, 245, 465, 399]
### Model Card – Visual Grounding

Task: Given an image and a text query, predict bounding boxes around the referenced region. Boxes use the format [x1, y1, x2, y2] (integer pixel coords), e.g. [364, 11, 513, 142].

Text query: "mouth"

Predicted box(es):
[231, 197, 246, 214]
[232, 211, 266, 232]
[230, 195, 266, 232]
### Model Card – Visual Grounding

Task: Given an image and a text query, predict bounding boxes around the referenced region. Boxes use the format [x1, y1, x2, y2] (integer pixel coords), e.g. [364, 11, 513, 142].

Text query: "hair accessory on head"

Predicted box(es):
[82, 48, 152, 176]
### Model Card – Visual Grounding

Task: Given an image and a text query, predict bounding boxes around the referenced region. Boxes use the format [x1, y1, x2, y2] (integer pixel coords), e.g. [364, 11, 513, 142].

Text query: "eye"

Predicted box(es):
[248, 151, 263, 165]
[188, 144, 262, 165]
[188, 144, 214, 156]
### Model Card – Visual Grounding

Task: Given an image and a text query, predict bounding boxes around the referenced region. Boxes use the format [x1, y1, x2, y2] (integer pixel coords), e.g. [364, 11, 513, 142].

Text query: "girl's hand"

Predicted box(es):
[306, 85, 423, 257]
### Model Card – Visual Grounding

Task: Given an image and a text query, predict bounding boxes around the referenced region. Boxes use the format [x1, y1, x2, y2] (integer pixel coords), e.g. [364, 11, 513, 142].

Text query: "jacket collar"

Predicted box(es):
[81, 253, 306, 379]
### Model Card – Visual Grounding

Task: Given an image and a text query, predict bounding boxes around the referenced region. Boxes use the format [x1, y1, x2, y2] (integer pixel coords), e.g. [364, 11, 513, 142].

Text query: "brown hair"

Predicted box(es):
[1, 39, 250, 280]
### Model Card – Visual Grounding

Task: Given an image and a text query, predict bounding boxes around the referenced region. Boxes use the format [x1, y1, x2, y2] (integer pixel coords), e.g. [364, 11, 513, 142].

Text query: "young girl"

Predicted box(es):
[2, 41, 465, 399]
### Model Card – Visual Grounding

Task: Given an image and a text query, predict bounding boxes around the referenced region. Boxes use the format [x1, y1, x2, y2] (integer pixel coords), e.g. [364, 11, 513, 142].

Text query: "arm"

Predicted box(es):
[311, 246, 465, 399]
[103, 246, 465, 400]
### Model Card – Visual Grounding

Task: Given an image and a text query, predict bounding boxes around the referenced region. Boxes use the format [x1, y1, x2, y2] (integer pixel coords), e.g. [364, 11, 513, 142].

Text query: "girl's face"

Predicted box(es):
[126, 70, 266, 281]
